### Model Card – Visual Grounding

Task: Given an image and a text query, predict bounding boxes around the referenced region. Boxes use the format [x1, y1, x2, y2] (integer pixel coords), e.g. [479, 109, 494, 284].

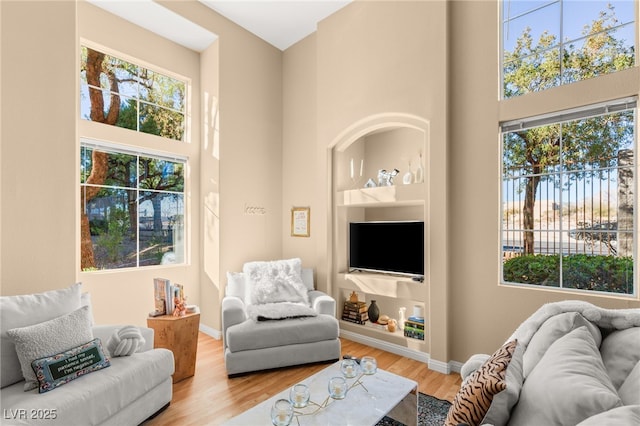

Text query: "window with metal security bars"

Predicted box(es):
[501, 99, 637, 296]
[80, 140, 186, 271]
[501, 0, 636, 99]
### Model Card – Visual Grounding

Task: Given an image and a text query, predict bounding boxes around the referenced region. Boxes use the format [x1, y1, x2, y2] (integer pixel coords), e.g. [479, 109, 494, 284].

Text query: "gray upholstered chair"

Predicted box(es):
[221, 260, 341, 376]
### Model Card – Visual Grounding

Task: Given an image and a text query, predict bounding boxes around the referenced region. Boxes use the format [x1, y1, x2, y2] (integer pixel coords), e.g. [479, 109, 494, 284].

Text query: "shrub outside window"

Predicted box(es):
[501, 100, 636, 296]
[80, 142, 185, 271]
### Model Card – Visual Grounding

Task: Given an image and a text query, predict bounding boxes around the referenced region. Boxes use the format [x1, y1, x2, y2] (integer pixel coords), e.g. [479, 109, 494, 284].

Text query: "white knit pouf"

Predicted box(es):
[106, 326, 145, 357]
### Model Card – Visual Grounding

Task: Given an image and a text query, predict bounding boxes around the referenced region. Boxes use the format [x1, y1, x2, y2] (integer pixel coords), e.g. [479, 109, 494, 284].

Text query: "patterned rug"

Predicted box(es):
[376, 392, 452, 426]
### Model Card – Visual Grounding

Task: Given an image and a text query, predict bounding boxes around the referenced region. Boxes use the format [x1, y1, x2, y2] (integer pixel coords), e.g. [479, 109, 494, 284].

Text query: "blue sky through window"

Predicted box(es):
[503, 0, 636, 53]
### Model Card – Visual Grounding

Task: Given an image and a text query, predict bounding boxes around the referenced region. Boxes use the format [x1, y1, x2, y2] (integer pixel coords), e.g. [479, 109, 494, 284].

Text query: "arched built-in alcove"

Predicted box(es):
[328, 113, 433, 364]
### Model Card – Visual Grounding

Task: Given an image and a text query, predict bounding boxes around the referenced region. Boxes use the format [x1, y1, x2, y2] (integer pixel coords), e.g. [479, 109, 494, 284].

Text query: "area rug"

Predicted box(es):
[376, 392, 452, 426]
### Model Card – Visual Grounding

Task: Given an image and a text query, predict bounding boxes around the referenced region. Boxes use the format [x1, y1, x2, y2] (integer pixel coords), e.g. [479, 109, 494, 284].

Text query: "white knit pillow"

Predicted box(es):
[106, 326, 145, 357]
[7, 306, 93, 391]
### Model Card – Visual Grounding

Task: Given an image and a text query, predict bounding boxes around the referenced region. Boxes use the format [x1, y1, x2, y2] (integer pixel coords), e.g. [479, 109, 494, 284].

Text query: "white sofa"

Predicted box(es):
[0, 284, 174, 426]
[447, 300, 640, 426]
[222, 259, 341, 376]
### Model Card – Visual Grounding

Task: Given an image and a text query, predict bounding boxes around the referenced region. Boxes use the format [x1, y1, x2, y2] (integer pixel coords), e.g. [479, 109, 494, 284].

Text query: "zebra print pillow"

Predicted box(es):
[445, 339, 518, 426]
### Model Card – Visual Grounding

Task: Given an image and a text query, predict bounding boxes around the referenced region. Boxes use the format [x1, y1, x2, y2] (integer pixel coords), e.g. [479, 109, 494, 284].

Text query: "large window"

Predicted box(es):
[502, 0, 636, 99]
[80, 141, 185, 271]
[80, 45, 186, 141]
[501, 99, 636, 295]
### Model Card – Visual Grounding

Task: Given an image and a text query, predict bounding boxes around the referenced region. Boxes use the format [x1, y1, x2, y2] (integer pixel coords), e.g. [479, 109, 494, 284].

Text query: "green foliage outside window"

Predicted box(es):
[503, 254, 634, 294]
[80, 46, 186, 141]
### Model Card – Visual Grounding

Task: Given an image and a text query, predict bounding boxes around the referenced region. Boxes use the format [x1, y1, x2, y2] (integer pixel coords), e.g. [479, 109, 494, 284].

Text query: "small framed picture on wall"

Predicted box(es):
[291, 207, 310, 237]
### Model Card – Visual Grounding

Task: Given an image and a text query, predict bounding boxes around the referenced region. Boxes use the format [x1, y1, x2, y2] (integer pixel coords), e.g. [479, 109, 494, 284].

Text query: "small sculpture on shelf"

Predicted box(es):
[364, 178, 377, 188]
[173, 296, 187, 317]
[377, 169, 400, 186]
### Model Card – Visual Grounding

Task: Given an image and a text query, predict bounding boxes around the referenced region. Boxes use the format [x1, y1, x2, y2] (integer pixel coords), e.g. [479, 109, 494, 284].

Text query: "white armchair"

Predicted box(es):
[221, 260, 341, 376]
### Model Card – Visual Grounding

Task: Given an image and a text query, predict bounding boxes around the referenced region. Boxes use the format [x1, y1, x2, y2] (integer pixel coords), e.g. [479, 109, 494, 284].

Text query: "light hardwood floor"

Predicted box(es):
[145, 332, 462, 426]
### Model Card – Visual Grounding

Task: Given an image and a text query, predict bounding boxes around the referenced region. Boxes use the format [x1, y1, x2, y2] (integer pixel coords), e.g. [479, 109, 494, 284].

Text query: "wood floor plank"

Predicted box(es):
[144, 333, 462, 425]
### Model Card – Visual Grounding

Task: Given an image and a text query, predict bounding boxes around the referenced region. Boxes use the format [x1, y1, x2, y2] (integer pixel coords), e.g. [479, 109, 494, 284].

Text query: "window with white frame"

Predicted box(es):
[501, 99, 636, 295]
[80, 141, 186, 271]
[80, 45, 186, 141]
[502, 0, 636, 99]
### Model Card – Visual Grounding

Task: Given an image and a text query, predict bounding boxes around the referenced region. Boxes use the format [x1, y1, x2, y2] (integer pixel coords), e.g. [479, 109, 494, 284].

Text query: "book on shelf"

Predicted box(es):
[343, 305, 368, 314]
[152, 278, 185, 317]
[407, 316, 424, 323]
[342, 311, 369, 321]
[341, 316, 367, 325]
[344, 300, 367, 310]
[404, 328, 425, 340]
[153, 278, 169, 315]
[404, 320, 425, 331]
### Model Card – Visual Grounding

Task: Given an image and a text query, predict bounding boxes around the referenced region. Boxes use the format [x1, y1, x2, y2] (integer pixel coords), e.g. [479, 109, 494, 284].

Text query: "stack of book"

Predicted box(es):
[404, 315, 425, 340]
[342, 300, 369, 324]
[152, 278, 184, 317]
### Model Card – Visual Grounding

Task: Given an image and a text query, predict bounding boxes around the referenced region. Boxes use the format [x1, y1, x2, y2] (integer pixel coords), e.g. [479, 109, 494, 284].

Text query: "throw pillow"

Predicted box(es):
[226, 271, 246, 300]
[445, 340, 518, 426]
[31, 338, 110, 393]
[522, 311, 601, 377]
[7, 305, 94, 391]
[244, 258, 309, 306]
[481, 341, 525, 426]
[0, 283, 82, 388]
[106, 326, 145, 357]
[508, 326, 622, 426]
[618, 361, 640, 406]
[300, 268, 315, 291]
[80, 291, 95, 326]
[600, 327, 640, 389]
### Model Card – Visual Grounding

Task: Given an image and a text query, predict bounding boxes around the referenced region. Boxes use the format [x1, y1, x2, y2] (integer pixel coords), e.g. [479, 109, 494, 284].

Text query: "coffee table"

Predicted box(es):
[223, 360, 418, 426]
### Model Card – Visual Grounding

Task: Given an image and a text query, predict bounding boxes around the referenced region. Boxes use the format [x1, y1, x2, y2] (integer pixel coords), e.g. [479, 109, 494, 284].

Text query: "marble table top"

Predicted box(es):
[223, 360, 418, 426]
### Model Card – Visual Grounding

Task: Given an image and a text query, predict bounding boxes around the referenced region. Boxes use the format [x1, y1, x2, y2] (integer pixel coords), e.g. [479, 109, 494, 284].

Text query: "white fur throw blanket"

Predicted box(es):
[243, 258, 317, 322]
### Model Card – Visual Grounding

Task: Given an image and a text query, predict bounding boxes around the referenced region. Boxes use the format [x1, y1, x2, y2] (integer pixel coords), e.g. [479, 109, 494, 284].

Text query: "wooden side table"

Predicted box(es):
[147, 312, 200, 383]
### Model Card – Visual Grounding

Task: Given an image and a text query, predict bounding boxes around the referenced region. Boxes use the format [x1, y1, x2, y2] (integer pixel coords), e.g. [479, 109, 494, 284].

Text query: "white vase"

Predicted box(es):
[402, 171, 413, 185]
[414, 159, 424, 184]
[398, 307, 406, 330]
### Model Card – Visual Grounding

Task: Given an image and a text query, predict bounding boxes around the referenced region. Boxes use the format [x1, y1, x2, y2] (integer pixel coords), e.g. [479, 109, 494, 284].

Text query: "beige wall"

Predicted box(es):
[2, 0, 639, 366]
[448, 0, 640, 363]
[282, 35, 319, 275]
[1, 1, 283, 334]
[76, 1, 202, 327]
[283, 0, 639, 366]
[1, 1, 78, 294]
[281, 0, 451, 362]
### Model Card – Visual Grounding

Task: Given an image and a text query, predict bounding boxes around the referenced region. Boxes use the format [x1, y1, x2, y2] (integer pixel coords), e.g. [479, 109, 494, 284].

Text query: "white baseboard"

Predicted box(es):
[428, 358, 450, 374]
[340, 330, 429, 363]
[340, 330, 463, 375]
[448, 360, 463, 374]
[199, 324, 222, 340]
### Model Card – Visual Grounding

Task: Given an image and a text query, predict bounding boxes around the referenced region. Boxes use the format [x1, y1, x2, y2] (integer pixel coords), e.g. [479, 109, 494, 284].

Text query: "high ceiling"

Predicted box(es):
[88, 0, 351, 51]
[200, 1, 351, 50]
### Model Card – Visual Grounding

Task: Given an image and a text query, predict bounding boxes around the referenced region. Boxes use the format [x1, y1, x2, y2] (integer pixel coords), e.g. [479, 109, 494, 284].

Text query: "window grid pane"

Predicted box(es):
[80, 46, 186, 141]
[501, 0, 636, 99]
[80, 142, 185, 271]
[501, 106, 636, 295]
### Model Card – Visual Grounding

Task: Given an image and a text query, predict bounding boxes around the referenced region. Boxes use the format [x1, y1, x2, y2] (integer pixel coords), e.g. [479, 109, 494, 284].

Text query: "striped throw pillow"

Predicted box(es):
[445, 339, 518, 426]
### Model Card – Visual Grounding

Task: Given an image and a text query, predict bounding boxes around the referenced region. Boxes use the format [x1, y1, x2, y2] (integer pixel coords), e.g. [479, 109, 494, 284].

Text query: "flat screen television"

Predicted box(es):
[349, 221, 424, 279]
